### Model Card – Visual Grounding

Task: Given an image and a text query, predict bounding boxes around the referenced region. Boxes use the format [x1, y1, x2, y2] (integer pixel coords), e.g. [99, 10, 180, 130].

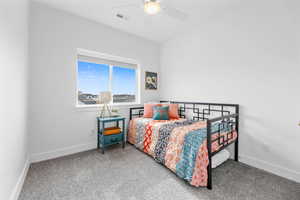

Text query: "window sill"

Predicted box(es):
[75, 103, 142, 112]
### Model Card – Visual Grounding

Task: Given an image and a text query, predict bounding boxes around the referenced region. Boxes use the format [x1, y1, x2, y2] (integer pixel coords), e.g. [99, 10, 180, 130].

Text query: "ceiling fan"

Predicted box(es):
[113, 0, 188, 21]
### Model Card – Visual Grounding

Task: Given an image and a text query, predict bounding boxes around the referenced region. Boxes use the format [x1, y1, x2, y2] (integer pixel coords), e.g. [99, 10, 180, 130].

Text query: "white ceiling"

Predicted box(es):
[32, 0, 240, 43]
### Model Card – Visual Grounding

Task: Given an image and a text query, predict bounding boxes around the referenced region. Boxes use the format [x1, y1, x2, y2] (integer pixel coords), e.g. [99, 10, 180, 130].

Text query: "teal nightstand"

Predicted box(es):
[97, 116, 126, 154]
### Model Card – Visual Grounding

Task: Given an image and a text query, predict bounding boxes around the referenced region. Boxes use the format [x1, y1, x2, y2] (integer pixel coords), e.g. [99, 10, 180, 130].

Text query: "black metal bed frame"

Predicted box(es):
[129, 101, 239, 190]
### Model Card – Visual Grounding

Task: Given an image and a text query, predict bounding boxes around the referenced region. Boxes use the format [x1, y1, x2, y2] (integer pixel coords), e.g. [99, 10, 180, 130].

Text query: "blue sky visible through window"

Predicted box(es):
[77, 61, 136, 104]
[78, 61, 109, 94]
[112, 66, 136, 95]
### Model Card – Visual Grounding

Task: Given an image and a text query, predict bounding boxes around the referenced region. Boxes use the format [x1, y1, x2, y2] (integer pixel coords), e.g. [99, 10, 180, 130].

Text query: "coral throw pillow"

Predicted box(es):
[153, 106, 170, 120]
[168, 104, 180, 119]
[143, 103, 161, 118]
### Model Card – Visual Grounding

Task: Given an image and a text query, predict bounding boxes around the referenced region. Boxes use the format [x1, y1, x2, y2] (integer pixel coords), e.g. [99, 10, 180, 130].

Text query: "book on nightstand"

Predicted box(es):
[103, 127, 121, 135]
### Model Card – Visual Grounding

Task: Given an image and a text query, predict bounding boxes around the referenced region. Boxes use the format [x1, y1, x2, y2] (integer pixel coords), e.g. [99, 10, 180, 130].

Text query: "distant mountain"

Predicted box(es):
[78, 92, 135, 104]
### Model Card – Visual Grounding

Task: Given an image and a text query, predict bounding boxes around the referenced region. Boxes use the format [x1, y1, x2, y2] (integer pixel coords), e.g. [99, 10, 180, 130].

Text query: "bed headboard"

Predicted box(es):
[129, 101, 239, 121]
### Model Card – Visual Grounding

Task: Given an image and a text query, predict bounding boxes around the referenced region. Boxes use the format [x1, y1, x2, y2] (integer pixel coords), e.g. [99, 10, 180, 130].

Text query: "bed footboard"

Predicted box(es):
[206, 108, 239, 189]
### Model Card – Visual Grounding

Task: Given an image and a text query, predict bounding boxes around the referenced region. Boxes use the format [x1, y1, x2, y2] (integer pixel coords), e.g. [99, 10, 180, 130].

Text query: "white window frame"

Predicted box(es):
[76, 48, 141, 108]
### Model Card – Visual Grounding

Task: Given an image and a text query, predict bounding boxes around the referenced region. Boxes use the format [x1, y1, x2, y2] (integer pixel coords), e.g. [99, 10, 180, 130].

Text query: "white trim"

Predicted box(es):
[77, 48, 139, 65]
[75, 103, 142, 113]
[30, 142, 96, 163]
[10, 158, 30, 200]
[136, 64, 141, 104]
[240, 154, 300, 183]
[108, 65, 113, 98]
[79, 102, 142, 107]
[75, 54, 80, 107]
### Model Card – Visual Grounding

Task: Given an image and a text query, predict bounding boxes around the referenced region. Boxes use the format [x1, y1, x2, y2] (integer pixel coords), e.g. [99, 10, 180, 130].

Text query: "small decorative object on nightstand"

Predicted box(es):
[97, 116, 126, 154]
[98, 91, 113, 118]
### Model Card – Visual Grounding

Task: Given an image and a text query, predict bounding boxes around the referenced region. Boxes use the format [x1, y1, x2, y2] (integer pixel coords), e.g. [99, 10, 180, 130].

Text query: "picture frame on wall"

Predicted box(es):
[145, 71, 158, 90]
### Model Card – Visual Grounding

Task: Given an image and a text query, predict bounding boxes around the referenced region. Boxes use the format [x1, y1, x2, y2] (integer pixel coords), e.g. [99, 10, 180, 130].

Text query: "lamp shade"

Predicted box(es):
[98, 91, 112, 104]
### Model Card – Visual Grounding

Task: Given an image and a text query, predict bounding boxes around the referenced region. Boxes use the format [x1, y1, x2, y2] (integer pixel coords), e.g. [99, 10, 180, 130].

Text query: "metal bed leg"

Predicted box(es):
[207, 120, 212, 190]
[234, 138, 239, 162]
[207, 164, 212, 190]
[234, 105, 239, 162]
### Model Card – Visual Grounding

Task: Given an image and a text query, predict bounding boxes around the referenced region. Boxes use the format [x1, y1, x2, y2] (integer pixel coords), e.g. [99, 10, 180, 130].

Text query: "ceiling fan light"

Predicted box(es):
[144, 1, 161, 15]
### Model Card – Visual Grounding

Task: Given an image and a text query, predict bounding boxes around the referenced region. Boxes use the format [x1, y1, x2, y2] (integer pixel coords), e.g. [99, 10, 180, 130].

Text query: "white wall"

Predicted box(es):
[0, 0, 29, 199]
[29, 2, 160, 161]
[160, 0, 300, 182]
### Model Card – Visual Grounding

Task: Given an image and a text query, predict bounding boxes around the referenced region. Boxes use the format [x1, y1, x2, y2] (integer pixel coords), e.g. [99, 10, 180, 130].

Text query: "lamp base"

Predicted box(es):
[99, 103, 112, 118]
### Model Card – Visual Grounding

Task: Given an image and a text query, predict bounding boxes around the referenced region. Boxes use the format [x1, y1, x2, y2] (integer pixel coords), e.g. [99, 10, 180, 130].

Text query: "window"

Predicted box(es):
[77, 50, 139, 106]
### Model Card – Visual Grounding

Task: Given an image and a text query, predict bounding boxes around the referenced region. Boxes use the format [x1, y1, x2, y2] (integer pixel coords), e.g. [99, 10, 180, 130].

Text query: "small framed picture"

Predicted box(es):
[145, 71, 158, 90]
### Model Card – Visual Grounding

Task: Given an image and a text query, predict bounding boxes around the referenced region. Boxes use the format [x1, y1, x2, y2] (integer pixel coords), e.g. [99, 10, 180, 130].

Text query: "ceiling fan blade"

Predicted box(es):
[112, 3, 141, 10]
[161, 4, 188, 21]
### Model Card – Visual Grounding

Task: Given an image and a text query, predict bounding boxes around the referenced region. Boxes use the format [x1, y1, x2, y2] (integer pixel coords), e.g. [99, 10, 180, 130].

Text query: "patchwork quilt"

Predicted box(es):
[128, 118, 237, 187]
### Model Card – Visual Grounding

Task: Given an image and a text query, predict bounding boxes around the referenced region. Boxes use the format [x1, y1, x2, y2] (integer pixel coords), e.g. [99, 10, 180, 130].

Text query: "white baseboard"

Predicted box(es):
[240, 154, 300, 183]
[10, 158, 30, 200]
[30, 142, 96, 163]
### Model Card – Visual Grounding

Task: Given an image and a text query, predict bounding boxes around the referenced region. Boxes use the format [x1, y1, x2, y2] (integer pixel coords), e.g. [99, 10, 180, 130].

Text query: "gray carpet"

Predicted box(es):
[19, 145, 300, 200]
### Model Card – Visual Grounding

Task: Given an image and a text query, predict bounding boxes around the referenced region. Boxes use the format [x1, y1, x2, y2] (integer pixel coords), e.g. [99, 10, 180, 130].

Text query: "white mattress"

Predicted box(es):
[212, 149, 230, 168]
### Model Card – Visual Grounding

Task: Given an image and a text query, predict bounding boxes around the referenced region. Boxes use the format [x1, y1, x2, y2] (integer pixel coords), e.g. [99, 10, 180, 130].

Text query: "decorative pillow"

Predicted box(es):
[153, 106, 170, 120]
[167, 104, 180, 119]
[143, 103, 162, 118]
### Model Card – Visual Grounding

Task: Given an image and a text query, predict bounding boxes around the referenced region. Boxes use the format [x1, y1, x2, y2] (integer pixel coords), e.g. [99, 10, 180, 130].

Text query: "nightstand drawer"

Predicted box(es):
[103, 133, 123, 145]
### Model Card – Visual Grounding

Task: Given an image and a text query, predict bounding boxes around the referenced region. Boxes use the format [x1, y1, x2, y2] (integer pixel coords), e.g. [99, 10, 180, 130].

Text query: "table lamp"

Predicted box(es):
[98, 91, 112, 118]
